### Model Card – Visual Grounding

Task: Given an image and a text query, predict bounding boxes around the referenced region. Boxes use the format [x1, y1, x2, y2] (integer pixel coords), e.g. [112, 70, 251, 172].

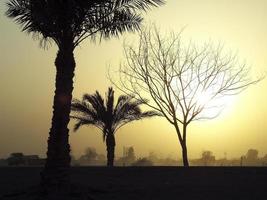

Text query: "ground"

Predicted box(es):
[0, 167, 266, 200]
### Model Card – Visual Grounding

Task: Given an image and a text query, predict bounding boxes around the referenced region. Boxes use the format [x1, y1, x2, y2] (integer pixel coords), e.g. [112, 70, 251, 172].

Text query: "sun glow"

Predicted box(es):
[170, 71, 238, 122]
[195, 89, 236, 119]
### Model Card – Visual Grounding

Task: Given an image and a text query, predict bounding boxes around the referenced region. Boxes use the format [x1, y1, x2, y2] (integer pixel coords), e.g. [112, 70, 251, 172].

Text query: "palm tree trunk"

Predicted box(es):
[106, 133, 116, 167]
[41, 40, 75, 192]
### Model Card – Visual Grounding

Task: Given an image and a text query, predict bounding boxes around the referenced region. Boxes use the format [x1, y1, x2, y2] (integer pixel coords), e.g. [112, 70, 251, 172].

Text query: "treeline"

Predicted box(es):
[191, 149, 267, 166]
[71, 147, 267, 167]
[0, 153, 45, 166]
[1, 148, 266, 167]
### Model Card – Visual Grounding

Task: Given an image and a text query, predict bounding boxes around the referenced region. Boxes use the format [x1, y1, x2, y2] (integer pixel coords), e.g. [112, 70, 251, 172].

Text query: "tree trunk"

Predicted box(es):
[181, 123, 189, 167]
[174, 122, 189, 167]
[41, 41, 75, 193]
[181, 142, 189, 167]
[106, 133, 116, 167]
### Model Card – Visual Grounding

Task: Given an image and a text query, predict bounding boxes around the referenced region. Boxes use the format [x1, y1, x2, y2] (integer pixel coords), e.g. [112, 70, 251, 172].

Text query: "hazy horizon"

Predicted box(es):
[1, 0, 267, 160]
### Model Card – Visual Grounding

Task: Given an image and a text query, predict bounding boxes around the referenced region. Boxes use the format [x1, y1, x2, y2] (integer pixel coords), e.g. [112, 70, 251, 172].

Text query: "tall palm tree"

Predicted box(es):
[71, 87, 160, 166]
[6, 0, 163, 192]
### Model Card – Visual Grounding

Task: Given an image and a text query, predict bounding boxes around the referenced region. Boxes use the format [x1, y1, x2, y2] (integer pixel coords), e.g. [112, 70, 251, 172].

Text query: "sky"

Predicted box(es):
[1, 0, 267, 160]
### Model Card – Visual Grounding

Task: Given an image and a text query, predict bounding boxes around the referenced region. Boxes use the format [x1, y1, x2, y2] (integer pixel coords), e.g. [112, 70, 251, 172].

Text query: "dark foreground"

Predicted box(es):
[0, 167, 266, 200]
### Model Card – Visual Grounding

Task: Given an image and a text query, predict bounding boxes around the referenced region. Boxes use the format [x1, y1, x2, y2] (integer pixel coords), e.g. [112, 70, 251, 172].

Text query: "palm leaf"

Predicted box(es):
[72, 118, 95, 132]
[71, 88, 161, 141]
[106, 87, 115, 117]
[6, 0, 164, 47]
[71, 98, 98, 118]
[114, 0, 165, 11]
[83, 92, 106, 120]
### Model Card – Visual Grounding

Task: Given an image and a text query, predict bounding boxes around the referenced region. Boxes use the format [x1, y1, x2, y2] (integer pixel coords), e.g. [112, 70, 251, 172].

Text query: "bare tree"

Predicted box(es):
[111, 27, 262, 166]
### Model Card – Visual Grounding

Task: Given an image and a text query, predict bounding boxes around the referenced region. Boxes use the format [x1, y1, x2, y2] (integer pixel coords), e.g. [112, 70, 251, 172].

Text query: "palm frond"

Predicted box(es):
[83, 92, 106, 120]
[114, 0, 165, 11]
[71, 88, 160, 140]
[71, 96, 106, 132]
[106, 87, 115, 117]
[114, 97, 146, 122]
[72, 117, 97, 132]
[140, 110, 162, 118]
[6, 0, 164, 47]
[98, 10, 143, 39]
[6, 0, 61, 46]
[71, 98, 99, 120]
[6, 0, 43, 36]
[112, 95, 159, 131]
[74, 0, 164, 44]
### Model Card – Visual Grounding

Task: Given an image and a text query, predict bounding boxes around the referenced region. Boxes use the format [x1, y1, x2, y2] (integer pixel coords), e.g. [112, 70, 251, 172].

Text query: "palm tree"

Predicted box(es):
[71, 87, 160, 166]
[6, 0, 163, 191]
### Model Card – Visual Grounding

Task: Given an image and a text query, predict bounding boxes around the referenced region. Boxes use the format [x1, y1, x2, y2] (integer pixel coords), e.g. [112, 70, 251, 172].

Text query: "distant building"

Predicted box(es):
[7, 153, 45, 166]
[24, 155, 45, 166]
[7, 153, 25, 166]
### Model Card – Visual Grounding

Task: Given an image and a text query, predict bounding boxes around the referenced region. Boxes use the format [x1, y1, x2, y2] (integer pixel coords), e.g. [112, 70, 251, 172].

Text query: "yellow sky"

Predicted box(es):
[1, 0, 267, 159]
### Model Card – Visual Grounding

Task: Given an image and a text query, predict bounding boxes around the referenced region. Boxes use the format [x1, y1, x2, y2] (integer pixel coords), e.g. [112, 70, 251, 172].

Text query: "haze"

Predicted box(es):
[1, 0, 267, 159]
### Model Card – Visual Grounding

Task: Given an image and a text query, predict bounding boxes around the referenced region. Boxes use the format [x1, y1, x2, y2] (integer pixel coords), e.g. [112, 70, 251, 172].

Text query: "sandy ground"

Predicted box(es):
[0, 167, 266, 200]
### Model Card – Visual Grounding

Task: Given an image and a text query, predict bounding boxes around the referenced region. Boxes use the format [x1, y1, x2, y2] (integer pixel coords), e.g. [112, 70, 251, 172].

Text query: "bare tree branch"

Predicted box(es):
[109, 26, 263, 166]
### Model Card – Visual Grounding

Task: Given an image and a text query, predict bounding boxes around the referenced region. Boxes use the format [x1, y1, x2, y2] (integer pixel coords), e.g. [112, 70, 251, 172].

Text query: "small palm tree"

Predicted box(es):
[71, 87, 160, 166]
[6, 0, 163, 190]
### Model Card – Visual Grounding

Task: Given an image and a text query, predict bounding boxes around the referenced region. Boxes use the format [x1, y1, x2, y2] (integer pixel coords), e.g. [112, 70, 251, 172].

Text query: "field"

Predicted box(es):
[0, 167, 266, 200]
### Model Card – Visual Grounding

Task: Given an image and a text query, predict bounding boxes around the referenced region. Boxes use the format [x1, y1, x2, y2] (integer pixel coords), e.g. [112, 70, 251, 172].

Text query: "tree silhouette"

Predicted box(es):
[201, 151, 215, 166]
[120, 146, 136, 165]
[6, 0, 163, 194]
[126, 146, 136, 163]
[71, 87, 160, 166]
[113, 27, 262, 166]
[83, 147, 98, 161]
[78, 147, 99, 165]
[7, 153, 25, 166]
[245, 149, 259, 165]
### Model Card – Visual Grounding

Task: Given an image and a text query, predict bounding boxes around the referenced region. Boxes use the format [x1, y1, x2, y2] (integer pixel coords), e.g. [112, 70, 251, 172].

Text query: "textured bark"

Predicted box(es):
[106, 133, 116, 167]
[41, 39, 75, 193]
